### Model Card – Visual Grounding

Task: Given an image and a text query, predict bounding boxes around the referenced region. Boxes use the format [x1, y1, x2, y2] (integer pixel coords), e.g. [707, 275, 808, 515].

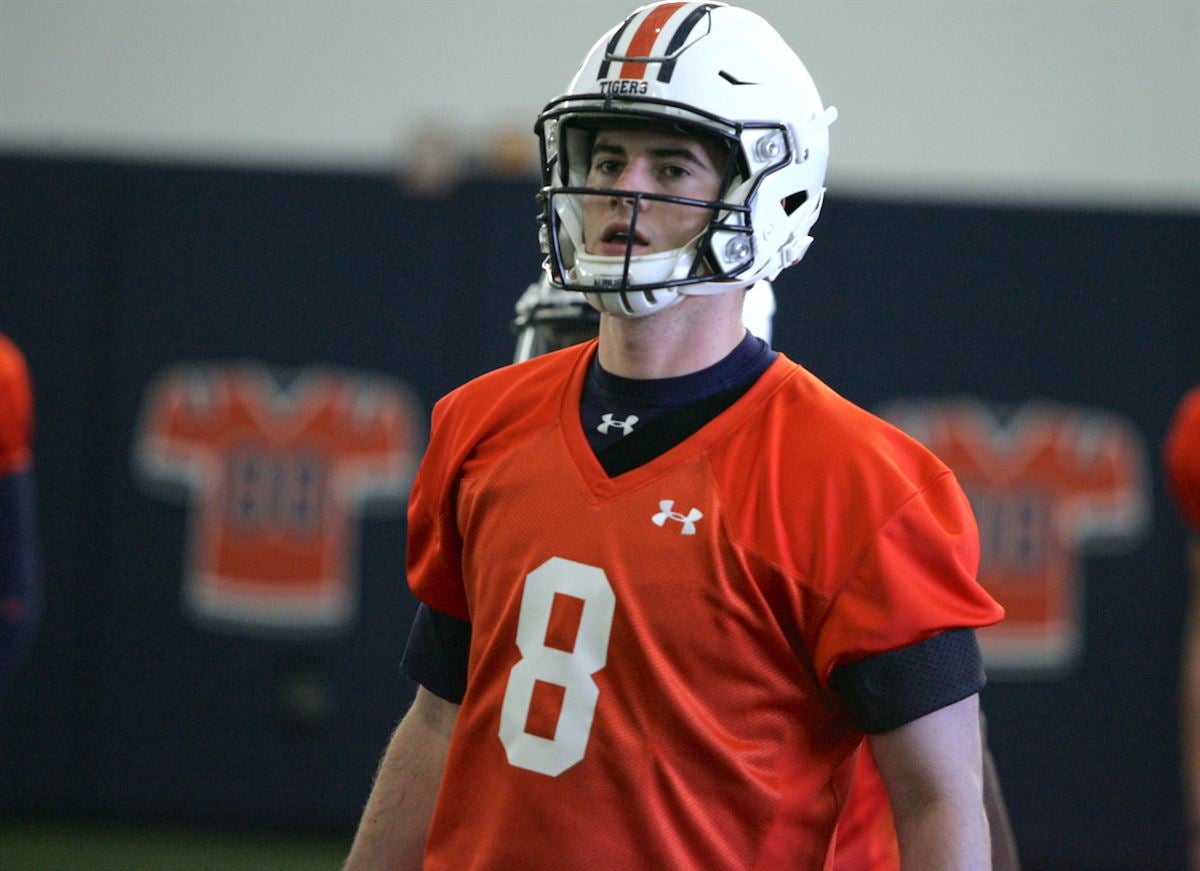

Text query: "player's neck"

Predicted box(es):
[596, 292, 747, 380]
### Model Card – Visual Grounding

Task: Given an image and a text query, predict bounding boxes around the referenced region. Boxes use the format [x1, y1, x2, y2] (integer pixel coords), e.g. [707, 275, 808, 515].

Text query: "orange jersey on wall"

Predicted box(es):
[136, 364, 421, 634]
[0, 334, 33, 477]
[407, 342, 1002, 870]
[878, 399, 1147, 674]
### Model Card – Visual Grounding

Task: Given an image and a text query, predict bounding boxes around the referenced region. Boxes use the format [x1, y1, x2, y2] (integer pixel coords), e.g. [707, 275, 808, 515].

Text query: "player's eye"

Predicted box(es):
[591, 157, 622, 176]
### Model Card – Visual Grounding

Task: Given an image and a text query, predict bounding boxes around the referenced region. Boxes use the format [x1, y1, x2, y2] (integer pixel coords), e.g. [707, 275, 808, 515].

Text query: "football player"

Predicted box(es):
[1166, 387, 1200, 870]
[347, 3, 1003, 868]
[510, 273, 1021, 871]
[0, 332, 39, 691]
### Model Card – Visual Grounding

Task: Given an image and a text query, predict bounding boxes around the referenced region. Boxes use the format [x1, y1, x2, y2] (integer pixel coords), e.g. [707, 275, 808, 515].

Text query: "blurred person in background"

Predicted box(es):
[0, 332, 40, 691]
[1166, 386, 1200, 870]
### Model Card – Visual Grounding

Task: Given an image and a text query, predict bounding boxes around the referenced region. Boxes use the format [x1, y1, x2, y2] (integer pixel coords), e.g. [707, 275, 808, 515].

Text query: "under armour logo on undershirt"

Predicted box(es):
[597, 413, 639, 436]
[651, 500, 703, 535]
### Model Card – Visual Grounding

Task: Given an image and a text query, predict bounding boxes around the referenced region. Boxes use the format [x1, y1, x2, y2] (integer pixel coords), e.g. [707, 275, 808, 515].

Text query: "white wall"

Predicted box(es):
[1, 0, 1197, 207]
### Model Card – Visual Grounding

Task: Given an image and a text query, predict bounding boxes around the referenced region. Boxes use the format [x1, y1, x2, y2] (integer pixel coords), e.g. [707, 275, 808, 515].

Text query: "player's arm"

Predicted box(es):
[344, 686, 459, 871]
[869, 693, 990, 870]
[831, 625, 995, 870]
[344, 604, 470, 870]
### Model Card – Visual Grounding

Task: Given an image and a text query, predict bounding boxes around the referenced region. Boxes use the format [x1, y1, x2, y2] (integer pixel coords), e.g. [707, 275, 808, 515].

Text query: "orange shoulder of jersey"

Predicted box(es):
[0, 333, 34, 477]
[708, 356, 1003, 684]
[406, 341, 594, 620]
[1166, 386, 1200, 529]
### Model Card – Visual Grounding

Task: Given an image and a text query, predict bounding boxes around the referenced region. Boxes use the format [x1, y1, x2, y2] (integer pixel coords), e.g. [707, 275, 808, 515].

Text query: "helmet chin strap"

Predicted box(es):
[583, 287, 683, 318]
[572, 246, 692, 318]
[570, 231, 752, 319]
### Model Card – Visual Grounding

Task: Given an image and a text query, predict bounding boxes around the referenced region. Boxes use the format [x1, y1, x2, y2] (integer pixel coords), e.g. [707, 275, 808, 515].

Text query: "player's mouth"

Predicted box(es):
[597, 223, 651, 256]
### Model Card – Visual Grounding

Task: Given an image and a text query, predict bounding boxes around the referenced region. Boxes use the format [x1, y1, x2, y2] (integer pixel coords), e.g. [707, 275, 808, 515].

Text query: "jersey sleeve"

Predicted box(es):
[134, 367, 225, 485]
[0, 336, 33, 478]
[405, 395, 470, 620]
[401, 603, 471, 702]
[406, 355, 582, 621]
[1165, 387, 1200, 530]
[812, 470, 1003, 687]
[830, 627, 985, 732]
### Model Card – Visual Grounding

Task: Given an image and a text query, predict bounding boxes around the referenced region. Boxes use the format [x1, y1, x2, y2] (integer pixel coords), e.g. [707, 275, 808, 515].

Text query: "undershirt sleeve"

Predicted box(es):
[401, 602, 471, 704]
[828, 628, 985, 733]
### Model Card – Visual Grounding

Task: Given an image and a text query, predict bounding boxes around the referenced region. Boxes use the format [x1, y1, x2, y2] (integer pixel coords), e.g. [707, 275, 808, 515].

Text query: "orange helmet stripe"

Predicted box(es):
[618, 2, 688, 80]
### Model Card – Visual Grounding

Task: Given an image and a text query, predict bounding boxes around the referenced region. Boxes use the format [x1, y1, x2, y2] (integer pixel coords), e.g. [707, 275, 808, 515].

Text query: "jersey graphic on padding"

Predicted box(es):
[877, 398, 1149, 677]
[135, 363, 422, 636]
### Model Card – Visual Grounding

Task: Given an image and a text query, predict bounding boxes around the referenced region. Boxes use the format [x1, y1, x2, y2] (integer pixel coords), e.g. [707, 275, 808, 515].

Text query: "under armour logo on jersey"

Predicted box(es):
[652, 500, 703, 535]
[597, 413, 639, 436]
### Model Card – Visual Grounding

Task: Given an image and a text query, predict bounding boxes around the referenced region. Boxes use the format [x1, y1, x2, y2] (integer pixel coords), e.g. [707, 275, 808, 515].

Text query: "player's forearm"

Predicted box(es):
[344, 688, 458, 871]
[892, 795, 991, 871]
[872, 696, 990, 871]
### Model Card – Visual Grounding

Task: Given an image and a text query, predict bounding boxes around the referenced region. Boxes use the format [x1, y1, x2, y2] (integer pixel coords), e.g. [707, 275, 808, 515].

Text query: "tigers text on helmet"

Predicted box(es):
[535, 1, 836, 318]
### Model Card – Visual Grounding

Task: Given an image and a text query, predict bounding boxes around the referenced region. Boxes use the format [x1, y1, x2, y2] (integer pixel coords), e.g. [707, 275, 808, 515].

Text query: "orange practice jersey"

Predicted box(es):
[137, 365, 419, 632]
[408, 342, 1002, 870]
[1166, 387, 1200, 529]
[0, 334, 33, 478]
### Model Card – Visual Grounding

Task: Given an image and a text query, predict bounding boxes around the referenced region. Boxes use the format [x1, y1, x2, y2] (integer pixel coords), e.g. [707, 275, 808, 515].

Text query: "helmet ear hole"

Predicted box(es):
[783, 190, 808, 216]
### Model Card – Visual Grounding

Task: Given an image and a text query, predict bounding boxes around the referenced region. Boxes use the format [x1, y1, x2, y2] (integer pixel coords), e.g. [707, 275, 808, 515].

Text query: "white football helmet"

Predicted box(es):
[535, 1, 836, 318]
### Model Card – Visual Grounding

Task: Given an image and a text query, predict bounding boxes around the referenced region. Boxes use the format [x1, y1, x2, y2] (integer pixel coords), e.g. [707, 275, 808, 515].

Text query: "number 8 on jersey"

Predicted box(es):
[499, 557, 616, 776]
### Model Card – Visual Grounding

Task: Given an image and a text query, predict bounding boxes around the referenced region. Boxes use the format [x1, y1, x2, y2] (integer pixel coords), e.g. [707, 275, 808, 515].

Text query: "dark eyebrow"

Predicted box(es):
[591, 142, 626, 158]
[590, 141, 709, 168]
[648, 146, 708, 167]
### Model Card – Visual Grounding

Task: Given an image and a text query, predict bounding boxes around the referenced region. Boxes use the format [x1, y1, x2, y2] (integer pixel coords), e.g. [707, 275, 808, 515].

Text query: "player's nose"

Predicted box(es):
[610, 160, 653, 209]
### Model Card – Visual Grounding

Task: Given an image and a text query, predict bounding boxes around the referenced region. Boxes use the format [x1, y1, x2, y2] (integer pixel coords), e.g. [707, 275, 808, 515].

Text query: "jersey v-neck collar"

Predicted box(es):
[558, 340, 796, 499]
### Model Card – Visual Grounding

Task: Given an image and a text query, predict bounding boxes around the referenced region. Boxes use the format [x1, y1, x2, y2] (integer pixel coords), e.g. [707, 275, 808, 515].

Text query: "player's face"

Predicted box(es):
[581, 127, 726, 257]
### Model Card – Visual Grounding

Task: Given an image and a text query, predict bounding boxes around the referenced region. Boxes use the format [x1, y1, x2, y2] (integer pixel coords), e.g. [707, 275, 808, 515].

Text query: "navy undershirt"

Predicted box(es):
[581, 331, 776, 456]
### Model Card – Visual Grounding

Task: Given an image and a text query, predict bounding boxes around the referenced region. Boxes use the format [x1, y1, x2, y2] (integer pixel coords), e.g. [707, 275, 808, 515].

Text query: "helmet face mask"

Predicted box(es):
[535, 1, 836, 319]
[539, 112, 759, 314]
